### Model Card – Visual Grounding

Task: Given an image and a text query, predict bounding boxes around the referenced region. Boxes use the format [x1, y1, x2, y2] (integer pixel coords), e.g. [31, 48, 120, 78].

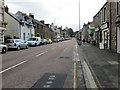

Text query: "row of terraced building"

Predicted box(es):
[81, 0, 120, 54]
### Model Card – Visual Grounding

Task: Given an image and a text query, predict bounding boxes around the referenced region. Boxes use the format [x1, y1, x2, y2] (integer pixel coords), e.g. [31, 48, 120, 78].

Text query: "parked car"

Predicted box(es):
[41, 39, 47, 45]
[53, 38, 59, 43]
[5, 39, 29, 50]
[58, 37, 63, 42]
[0, 44, 7, 54]
[27, 37, 41, 46]
[46, 39, 52, 44]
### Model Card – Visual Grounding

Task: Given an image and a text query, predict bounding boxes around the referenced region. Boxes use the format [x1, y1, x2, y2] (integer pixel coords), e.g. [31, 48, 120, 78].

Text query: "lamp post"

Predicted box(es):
[79, 0, 80, 31]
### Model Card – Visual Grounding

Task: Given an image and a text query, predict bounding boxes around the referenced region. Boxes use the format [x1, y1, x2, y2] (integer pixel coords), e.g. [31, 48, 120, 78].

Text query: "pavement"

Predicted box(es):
[77, 41, 119, 89]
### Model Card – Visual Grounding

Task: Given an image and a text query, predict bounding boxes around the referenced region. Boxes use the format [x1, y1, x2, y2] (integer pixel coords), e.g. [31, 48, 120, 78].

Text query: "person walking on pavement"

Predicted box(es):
[82, 39, 85, 45]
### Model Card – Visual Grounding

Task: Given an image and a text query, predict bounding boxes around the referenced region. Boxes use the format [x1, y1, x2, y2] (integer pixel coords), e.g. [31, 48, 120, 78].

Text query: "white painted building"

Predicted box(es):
[0, 0, 7, 43]
[4, 10, 35, 41]
[50, 23, 60, 38]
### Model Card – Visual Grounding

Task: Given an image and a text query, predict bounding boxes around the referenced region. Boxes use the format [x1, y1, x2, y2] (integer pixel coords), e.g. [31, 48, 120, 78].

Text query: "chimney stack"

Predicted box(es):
[29, 13, 34, 18]
[5, 5, 9, 13]
[40, 20, 45, 24]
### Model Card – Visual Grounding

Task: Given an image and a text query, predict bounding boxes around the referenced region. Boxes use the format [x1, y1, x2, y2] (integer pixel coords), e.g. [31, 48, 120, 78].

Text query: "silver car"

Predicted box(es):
[5, 39, 29, 50]
[0, 44, 7, 54]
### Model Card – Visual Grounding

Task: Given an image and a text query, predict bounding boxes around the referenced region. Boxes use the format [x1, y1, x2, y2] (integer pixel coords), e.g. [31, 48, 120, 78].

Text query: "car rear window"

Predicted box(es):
[5, 40, 14, 43]
[15, 40, 21, 42]
[28, 38, 36, 41]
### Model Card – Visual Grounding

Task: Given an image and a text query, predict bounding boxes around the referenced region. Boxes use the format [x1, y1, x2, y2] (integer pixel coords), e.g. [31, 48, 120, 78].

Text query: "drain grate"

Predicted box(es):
[60, 56, 71, 59]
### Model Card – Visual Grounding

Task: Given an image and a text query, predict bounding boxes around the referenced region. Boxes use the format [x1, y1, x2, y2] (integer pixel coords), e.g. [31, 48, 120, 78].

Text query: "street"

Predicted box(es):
[1, 38, 119, 89]
[1, 39, 85, 88]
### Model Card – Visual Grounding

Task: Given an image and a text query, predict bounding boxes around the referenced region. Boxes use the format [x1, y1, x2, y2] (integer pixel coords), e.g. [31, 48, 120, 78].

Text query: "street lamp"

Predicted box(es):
[79, 0, 80, 31]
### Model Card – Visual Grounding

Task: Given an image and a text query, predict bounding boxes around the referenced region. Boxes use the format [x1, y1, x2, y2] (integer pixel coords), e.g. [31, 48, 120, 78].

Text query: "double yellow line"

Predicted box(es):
[74, 61, 77, 89]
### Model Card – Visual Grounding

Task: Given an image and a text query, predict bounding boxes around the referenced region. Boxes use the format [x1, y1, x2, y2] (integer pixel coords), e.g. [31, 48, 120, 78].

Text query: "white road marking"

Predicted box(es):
[0, 61, 27, 74]
[63, 45, 71, 52]
[49, 75, 56, 78]
[43, 85, 51, 88]
[46, 81, 53, 84]
[48, 77, 55, 80]
[36, 51, 48, 57]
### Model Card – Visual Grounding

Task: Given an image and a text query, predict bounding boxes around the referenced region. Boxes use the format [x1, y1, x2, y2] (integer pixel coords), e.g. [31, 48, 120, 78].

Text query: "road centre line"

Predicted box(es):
[0, 61, 27, 74]
[36, 51, 48, 57]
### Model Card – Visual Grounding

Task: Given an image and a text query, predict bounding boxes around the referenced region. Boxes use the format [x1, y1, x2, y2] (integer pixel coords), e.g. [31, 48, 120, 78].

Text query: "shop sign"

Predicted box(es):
[95, 27, 99, 31]
[100, 23, 108, 30]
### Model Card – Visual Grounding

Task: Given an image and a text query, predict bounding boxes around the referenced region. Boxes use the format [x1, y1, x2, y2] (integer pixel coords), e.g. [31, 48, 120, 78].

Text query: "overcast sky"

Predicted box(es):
[5, 0, 107, 31]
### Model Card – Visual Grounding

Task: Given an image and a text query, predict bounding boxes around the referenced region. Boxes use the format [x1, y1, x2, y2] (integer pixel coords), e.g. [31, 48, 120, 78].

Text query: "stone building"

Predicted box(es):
[44, 24, 54, 40]
[116, 0, 120, 53]
[81, 23, 89, 42]
[32, 19, 45, 38]
[93, 1, 117, 51]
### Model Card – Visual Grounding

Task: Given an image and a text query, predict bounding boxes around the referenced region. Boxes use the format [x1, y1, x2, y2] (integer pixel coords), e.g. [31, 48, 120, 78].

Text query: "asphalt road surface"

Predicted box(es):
[1, 38, 81, 88]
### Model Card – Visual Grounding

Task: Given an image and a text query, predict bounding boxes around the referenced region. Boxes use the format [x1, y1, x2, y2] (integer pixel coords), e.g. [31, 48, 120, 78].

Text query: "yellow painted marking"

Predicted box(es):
[74, 61, 77, 89]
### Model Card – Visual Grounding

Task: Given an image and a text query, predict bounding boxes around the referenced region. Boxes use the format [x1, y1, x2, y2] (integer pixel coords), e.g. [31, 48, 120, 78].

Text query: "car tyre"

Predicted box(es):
[2, 48, 6, 54]
[26, 45, 29, 49]
[35, 43, 37, 46]
[17, 46, 20, 50]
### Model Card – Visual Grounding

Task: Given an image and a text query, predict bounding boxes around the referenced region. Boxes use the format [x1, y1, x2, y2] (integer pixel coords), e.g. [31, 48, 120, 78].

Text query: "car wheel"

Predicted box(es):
[26, 45, 29, 49]
[2, 48, 6, 54]
[17, 46, 20, 50]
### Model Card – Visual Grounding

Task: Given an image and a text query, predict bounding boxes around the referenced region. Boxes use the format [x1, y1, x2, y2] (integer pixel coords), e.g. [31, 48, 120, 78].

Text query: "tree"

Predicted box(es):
[67, 28, 74, 37]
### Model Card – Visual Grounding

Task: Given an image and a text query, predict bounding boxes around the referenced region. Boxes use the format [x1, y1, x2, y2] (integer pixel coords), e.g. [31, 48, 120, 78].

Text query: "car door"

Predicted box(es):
[17, 40, 24, 48]
[21, 40, 26, 48]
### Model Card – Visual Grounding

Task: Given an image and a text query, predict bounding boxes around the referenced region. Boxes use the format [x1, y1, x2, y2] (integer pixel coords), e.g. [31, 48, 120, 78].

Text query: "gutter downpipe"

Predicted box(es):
[109, 1, 112, 50]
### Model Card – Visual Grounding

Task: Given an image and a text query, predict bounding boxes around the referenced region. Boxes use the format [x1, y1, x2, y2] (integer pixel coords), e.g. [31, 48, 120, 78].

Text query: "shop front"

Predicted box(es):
[100, 22, 109, 49]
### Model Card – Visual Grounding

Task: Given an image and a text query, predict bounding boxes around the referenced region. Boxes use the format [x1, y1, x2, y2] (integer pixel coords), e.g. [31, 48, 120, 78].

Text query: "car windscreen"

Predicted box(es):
[5, 40, 14, 43]
[28, 38, 36, 41]
[41, 39, 44, 41]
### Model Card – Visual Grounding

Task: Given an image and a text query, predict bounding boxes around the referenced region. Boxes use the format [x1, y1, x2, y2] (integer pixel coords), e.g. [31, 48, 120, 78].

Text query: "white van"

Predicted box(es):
[27, 37, 41, 46]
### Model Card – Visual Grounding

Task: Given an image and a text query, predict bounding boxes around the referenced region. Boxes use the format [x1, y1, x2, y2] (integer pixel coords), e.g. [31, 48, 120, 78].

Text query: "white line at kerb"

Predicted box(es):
[0, 61, 27, 74]
[36, 51, 48, 57]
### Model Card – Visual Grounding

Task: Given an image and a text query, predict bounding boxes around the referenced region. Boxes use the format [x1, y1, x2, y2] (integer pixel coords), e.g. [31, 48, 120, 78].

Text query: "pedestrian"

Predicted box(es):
[82, 39, 85, 44]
